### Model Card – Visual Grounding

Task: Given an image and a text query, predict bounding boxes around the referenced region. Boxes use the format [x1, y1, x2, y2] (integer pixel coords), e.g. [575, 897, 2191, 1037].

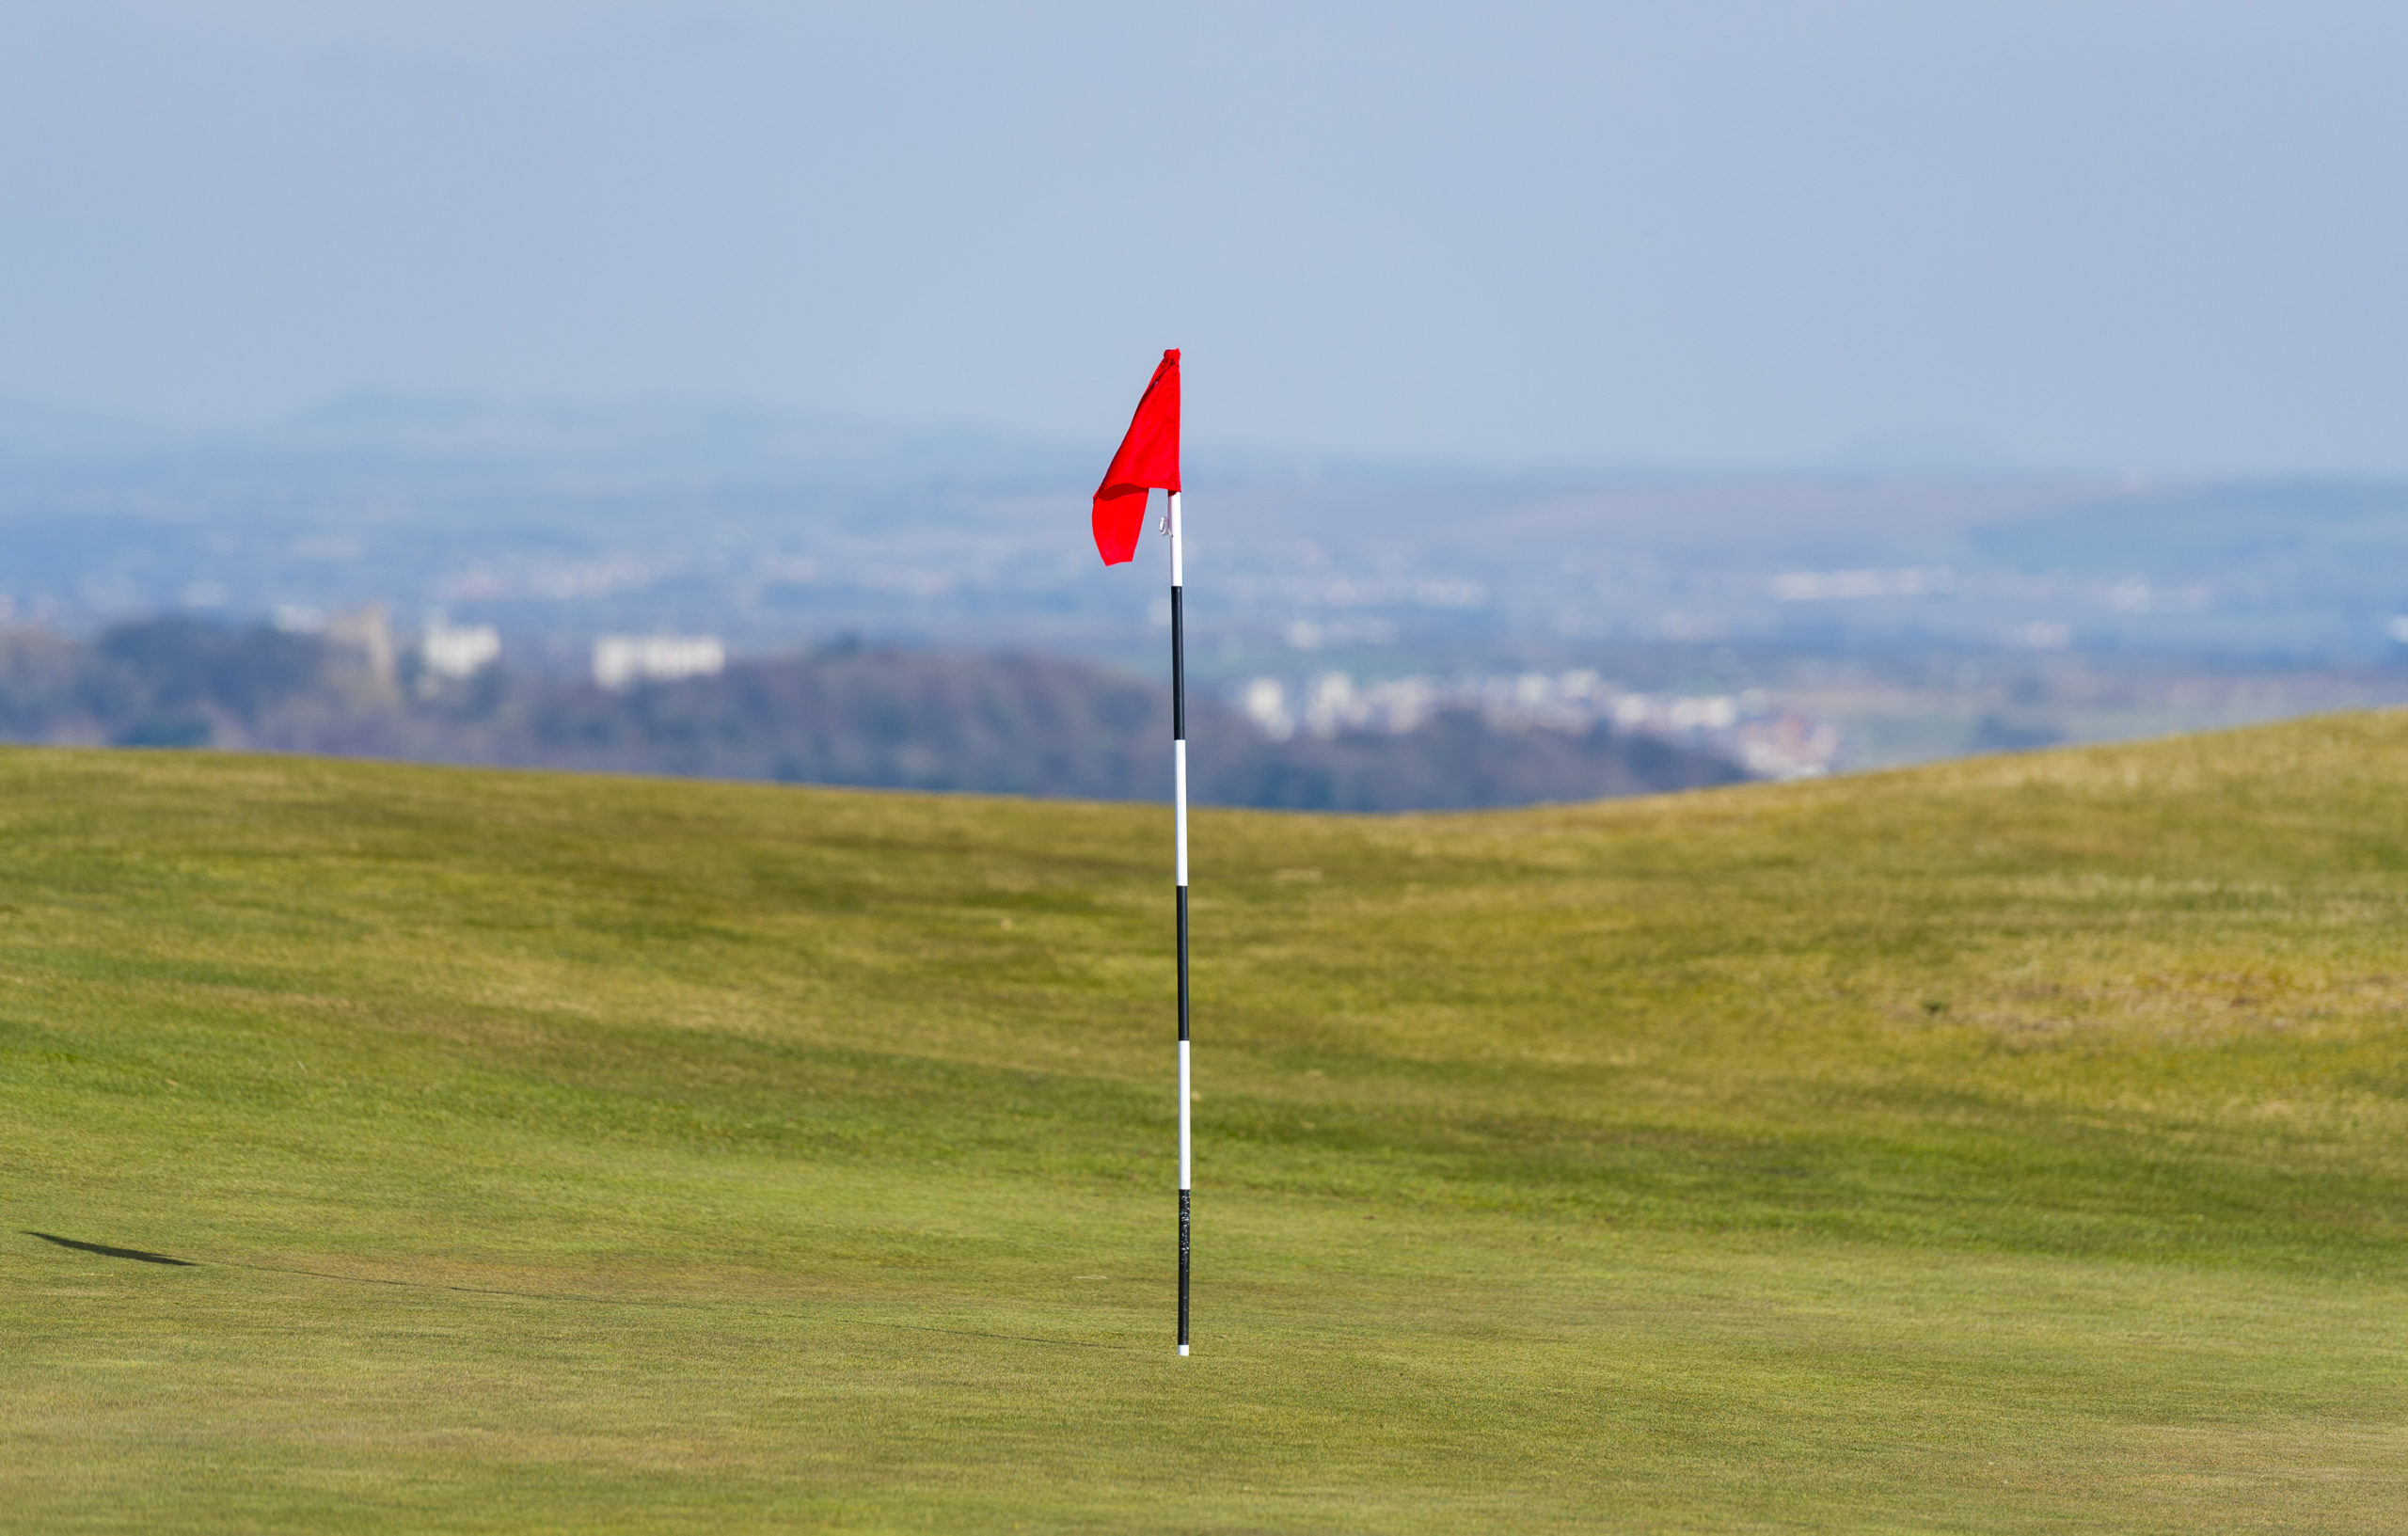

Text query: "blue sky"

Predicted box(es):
[3, 2, 2402, 472]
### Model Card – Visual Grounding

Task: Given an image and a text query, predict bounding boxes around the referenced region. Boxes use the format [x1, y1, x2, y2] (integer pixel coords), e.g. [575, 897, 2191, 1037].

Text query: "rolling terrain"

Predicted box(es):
[4, 717, 2407, 1531]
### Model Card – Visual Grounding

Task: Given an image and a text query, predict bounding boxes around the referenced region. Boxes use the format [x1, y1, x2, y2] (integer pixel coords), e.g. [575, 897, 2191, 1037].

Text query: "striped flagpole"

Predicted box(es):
[1169, 489, 1192, 1356]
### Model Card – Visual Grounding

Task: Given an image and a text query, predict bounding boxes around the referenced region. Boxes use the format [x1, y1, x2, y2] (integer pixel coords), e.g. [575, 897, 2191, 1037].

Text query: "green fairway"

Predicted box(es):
[5, 720, 2407, 1532]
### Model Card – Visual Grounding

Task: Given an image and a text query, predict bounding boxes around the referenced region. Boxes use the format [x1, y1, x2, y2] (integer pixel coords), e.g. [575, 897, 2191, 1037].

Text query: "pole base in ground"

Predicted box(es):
[1178, 1344, 1190, 1356]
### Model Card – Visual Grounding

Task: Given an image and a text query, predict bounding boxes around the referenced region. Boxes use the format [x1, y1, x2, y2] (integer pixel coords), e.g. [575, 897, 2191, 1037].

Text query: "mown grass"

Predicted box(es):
[3, 716, 2406, 1531]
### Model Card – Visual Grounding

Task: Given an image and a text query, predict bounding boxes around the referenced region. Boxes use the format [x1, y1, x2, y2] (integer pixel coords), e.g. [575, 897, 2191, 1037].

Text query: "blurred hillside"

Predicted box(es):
[8, 397, 2408, 777]
[9, 398, 2408, 668]
[0, 617, 1742, 811]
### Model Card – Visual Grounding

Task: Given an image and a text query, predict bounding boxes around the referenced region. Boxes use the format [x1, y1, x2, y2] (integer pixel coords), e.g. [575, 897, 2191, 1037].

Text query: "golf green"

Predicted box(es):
[5, 719, 2405, 1530]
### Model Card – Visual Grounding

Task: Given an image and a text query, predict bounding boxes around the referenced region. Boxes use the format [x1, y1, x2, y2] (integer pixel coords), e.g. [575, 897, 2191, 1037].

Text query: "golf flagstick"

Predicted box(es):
[1170, 488, 1191, 1356]
[1086, 348, 1188, 1354]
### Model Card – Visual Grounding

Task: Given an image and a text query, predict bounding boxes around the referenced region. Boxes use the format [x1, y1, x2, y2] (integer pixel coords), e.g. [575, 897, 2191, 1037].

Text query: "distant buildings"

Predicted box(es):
[420, 616, 500, 679]
[1232, 668, 1840, 780]
[1771, 567, 1956, 602]
[594, 633, 725, 690]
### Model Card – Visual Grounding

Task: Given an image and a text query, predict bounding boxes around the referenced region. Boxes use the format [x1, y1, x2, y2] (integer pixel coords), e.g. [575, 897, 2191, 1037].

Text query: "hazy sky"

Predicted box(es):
[3, 2, 2402, 472]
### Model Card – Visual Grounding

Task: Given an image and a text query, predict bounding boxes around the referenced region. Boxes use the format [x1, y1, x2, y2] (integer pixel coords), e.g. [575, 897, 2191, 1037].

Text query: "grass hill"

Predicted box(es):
[5, 716, 2406, 1531]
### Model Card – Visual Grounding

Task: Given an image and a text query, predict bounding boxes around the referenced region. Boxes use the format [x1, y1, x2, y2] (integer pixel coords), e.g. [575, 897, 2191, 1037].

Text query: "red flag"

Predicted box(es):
[1092, 349, 1181, 565]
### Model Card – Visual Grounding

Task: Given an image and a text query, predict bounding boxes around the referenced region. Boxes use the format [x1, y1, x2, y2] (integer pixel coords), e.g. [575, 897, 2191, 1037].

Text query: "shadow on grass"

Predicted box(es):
[25, 1231, 196, 1266]
[20, 1229, 1127, 1349]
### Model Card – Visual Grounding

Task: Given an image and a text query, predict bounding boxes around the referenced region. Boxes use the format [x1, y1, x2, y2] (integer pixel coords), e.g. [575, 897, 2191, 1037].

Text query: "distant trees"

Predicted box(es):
[0, 618, 1747, 810]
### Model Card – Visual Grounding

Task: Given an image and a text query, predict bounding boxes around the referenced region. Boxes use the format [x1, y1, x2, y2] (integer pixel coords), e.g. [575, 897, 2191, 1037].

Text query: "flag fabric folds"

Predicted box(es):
[1091, 348, 1182, 565]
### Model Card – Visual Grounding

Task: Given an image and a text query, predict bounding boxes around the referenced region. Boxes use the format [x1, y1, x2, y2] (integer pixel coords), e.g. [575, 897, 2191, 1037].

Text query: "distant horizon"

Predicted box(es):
[0, 386, 2387, 489]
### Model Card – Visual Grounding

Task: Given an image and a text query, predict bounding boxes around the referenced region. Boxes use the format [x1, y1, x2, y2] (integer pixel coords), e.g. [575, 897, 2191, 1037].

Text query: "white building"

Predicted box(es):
[594, 633, 725, 690]
[421, 616, 501, 679]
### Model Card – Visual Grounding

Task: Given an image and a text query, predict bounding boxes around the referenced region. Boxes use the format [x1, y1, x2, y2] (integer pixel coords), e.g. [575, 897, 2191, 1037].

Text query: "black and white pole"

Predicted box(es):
[1169, 488, 1192, 1357]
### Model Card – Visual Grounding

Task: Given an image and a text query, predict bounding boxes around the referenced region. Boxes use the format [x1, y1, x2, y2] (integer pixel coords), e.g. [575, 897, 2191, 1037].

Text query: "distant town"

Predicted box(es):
[4, 397, 2407, 800]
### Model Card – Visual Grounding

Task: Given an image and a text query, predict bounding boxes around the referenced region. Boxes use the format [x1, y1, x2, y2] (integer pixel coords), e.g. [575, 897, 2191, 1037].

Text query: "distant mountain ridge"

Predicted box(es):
[4, 392, 2400, 678]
